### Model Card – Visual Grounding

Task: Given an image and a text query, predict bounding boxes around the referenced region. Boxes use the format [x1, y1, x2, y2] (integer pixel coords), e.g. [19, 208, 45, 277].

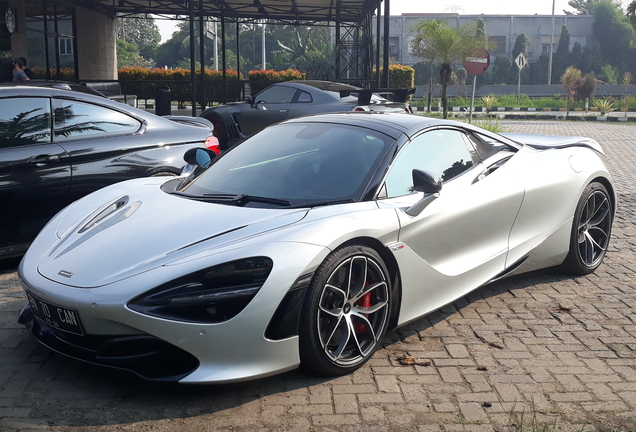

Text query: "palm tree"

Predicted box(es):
[561, 66, 582, 115]
[410, 20, 485, 118]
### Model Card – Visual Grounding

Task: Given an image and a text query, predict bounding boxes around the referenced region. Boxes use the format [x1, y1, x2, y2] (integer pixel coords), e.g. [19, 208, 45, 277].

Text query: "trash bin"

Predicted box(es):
[155, 85, 171, 116]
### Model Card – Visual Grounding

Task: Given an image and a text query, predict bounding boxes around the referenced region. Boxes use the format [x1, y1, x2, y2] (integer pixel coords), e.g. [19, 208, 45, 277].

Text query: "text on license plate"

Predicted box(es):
[26, 293, 84, 335]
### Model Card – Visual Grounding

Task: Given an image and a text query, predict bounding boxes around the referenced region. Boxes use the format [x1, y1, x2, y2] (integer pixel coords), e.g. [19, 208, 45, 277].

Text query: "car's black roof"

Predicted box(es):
[287, 80, 360, 92]
[282, 111, 454, 138]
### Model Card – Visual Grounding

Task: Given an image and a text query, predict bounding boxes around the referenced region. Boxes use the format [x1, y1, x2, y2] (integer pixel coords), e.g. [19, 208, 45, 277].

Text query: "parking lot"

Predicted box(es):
[1, 120, 634, 432]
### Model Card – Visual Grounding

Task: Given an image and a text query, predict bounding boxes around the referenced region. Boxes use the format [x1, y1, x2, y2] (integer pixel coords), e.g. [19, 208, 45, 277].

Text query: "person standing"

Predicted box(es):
[19, 57, 34, 79]
[12, 59, 30, 81]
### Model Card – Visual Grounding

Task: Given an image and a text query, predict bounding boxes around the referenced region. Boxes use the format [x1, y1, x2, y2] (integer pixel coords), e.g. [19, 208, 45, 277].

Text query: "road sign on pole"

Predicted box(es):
[515, 53, 528, 106]
[463, 48, 490, 123]
[515, 53, 527, 70]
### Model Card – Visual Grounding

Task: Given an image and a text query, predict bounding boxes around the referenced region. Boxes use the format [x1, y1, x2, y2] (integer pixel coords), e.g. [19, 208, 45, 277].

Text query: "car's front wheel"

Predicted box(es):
[562, 182, 613, 275]
[299, 244, 391, 376]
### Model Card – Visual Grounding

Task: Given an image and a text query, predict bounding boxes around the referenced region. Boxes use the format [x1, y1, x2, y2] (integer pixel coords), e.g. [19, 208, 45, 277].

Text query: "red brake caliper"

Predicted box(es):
[353, 291, 372, 334]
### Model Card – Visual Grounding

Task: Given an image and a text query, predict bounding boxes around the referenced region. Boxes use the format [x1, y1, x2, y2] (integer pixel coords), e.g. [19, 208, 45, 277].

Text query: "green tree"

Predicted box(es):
[598, 64, 618, 82]
[410, 19, 485, 118]
[566, 0, 602, 14]
[592, 1, 636, 66]
[476, 18, 486, 44]
[511, 33, 529, 83]
[116, 39, 154, 68]
[579, 42, 605, 73]
[490, 56, 515, 84]
[116, 14, 161, 60]
[553, 25, 571, 81]
[628, 0, 636, 30]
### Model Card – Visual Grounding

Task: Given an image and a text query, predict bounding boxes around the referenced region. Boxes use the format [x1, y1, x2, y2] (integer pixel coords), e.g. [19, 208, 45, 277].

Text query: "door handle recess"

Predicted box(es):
[28, 155, 60, 166]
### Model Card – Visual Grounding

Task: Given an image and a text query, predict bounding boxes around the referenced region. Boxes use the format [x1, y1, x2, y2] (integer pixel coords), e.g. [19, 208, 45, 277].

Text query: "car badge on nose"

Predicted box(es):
[58, 270, 74, 278]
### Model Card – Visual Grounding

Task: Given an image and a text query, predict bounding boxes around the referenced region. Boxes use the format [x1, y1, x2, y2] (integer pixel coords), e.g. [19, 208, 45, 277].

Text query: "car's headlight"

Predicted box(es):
[128, 257, 273, 323]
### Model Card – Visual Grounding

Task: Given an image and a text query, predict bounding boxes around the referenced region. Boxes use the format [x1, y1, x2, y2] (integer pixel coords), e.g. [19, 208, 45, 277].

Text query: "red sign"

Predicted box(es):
[463, 48, 490, 75]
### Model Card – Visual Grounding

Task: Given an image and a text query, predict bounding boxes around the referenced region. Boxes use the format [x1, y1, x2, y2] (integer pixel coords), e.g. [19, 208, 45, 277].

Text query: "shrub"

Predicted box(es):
[592, 98, 616, 116]
[247, 69, 304, 95]
[481, 95, 498, 112]
[372, 64, 415, 89]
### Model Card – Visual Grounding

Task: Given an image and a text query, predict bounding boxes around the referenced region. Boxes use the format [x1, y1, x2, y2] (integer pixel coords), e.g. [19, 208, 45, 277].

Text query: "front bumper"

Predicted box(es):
[18, 241, 330, 383]
[19, 305, 198, 381]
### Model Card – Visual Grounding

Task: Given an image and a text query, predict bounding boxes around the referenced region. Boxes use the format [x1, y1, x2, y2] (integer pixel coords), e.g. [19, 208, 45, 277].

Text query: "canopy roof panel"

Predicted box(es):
[73, 0, 382, 22]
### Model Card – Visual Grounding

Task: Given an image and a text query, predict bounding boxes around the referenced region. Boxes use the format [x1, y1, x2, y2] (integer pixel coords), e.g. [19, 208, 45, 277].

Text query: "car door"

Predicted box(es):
[0, 97, 71, 251]
[376, 128, 524, 324]
[51, 98, 144, 202]
[238, 85, 296, 136]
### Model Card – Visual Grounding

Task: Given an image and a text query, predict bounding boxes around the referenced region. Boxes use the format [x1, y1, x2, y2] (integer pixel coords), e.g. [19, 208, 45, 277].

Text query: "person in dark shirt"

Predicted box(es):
[18, 57, 34, 79]
[12, 59, 29, 81]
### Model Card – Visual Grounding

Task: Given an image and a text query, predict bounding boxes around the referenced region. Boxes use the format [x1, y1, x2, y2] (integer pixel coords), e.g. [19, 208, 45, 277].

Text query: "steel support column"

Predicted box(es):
[382, 0, 389, 88]
[189, 0, 197, 116]
[199, 0, 206, 110]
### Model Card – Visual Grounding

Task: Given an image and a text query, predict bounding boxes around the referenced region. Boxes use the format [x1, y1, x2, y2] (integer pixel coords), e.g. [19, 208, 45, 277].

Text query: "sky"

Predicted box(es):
[155, 0, 582, 42]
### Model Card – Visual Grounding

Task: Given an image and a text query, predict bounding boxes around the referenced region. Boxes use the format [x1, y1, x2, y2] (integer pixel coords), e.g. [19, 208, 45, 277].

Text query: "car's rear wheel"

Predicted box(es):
[204, 114, 228, 150]
[299, 244, 391, 376]
[562, 182, 613, 275]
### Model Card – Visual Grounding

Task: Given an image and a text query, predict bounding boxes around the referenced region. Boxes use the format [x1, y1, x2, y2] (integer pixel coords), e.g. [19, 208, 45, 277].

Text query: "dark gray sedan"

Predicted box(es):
[200, 80, 413, 150]
[0, 82, 218, 258]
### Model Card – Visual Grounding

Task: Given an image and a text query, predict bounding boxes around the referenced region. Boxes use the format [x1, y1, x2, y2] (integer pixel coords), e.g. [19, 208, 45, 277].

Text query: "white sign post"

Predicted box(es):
[515, 53, 528, 106]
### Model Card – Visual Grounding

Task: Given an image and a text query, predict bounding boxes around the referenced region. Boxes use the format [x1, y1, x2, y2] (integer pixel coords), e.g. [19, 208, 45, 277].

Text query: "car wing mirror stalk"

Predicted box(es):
[406, 193, 439, 217]
[405, 169, 442, 217]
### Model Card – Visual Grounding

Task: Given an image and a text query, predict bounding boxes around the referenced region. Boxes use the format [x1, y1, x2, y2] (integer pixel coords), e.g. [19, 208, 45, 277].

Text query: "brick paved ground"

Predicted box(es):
[1, 121, 634, 432]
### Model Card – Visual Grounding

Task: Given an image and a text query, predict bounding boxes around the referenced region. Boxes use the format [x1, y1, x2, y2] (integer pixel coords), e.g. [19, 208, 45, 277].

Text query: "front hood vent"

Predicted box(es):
[37, 185, 307, 288]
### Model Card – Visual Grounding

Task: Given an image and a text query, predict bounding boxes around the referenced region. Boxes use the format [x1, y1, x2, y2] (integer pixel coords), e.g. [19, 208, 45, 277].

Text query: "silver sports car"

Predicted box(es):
[18, 112, 615, 383]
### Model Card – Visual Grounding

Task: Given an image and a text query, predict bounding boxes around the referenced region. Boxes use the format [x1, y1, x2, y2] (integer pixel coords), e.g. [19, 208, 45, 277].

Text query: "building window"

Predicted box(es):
[542, 44, 551, 53]
[389, 36, 400, 58]
[59, 38, 73, 56]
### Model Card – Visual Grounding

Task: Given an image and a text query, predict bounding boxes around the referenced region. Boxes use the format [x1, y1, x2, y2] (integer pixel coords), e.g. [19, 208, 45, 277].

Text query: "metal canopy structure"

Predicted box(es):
[69, 0, 390, 115]
[75, 0, 382, 22]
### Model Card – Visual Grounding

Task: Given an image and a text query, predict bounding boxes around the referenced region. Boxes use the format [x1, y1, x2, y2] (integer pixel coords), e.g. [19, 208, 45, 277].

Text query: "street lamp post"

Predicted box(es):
[547, 0, 555, 85]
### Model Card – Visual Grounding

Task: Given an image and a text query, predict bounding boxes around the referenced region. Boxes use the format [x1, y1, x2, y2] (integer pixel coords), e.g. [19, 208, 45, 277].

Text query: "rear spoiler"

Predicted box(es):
[162, 116, 213, 129]
[339, 88, 415, 104]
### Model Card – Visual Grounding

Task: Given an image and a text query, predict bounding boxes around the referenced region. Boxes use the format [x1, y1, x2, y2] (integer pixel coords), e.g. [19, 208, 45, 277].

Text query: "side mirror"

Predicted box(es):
[406, 170, 442, 217]
[412, 169, 442, 194]
[246, 97, 255, 107]
[183, 147, 216, 168]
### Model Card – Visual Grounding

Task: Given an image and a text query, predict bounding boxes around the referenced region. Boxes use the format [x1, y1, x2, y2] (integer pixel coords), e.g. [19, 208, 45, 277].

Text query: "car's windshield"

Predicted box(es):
[179, 122, 394, 207]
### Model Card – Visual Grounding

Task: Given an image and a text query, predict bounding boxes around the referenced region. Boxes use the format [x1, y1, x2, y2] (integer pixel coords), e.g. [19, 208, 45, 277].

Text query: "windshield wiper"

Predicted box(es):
[171, 191, 291, 207]
[228, 194, 292, 207]
[288, 198, 356, 209]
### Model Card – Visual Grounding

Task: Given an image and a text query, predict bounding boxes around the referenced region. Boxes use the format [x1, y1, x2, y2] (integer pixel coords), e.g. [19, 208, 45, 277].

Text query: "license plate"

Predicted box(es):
[26, 292, 84, 336]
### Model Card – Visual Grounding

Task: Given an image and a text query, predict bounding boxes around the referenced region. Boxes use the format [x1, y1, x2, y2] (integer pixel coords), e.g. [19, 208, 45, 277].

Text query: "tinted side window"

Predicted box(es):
[0, 97, 51, 148]
[295, 90, 312, 103]
[468, 132, 514, 159]
[384, 129, 475, 197]
[53, 100, 140, 141]
[255, 86, 297, 104]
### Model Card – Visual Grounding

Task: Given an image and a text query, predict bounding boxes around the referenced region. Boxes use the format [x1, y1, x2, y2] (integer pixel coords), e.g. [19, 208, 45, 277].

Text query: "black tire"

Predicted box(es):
[299, 244, 391, 376]
[204, 114, 228, 150]
[561, 182, 613, 275]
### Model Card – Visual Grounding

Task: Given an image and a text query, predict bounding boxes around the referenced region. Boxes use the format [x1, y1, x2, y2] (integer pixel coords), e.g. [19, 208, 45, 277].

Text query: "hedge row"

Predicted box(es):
[118, 67, 243, 103]
[115, 65, 414, 104]
[247, 69, 305, 94]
